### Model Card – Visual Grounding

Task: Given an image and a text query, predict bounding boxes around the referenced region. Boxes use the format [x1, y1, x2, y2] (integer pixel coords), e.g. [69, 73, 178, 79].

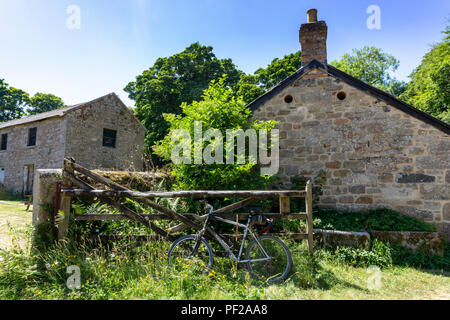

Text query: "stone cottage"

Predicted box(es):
[250, 9, 450, 239]
[0, 93, 146, 196]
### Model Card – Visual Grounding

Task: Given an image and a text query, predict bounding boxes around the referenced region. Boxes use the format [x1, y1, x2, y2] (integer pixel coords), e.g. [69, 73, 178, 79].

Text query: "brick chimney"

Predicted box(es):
[299, 9, 328, 66]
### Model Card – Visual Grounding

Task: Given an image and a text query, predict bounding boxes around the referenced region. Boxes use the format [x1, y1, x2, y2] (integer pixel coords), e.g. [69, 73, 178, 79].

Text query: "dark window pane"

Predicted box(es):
[28, 128, 37, 146]
[103, 129, 117, 148]
[1, 134, 7, 151]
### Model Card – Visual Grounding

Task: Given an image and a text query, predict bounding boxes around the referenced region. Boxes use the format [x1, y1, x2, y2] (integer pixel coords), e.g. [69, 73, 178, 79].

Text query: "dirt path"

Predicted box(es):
[0, 200, 32, 249]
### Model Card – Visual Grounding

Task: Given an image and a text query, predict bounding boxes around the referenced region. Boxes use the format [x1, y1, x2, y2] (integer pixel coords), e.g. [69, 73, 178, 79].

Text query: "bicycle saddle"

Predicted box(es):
[250, 214, 273, 235]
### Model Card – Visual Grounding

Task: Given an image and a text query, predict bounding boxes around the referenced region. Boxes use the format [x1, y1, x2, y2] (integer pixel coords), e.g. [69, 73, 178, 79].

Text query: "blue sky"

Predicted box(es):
[0, 0, 449, 107]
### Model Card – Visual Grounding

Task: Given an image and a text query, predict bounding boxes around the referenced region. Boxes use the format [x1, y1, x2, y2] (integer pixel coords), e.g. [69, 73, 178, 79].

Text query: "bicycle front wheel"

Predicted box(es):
[245, 234, 292, 284]
[168, 235, 214, 274]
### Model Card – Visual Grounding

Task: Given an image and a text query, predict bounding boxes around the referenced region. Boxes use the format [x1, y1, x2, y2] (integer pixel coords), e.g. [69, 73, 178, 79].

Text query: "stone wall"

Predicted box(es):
[64, 95, 146, 171]
[32, 169, 62, 226]
[252, 68, 450, 240]
[0, 118, 66, 195]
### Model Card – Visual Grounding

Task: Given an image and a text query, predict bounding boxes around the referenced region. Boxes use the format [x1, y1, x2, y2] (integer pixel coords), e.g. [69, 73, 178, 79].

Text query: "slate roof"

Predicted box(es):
[0, 104, 78, 130]
[0, 93, 145, 131]
[247, 60, 450, 135]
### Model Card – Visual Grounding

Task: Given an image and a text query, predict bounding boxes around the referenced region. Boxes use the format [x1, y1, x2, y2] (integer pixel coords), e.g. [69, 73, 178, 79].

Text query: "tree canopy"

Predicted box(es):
[0, 79, 28, 122]
[237, 51, 303, 104]
[400, 27, 450, 122]
[331, 46, 407, 97]
[28, 93, 66, 115]
[124, 42, 243, 153]
[0, 79, 65, 122]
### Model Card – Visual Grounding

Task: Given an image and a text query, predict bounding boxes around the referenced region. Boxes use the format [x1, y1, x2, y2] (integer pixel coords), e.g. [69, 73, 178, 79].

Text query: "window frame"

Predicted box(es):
[102, 128, 117, 148]
[0, 134, 7, 151]
[27, 128, 37, 147]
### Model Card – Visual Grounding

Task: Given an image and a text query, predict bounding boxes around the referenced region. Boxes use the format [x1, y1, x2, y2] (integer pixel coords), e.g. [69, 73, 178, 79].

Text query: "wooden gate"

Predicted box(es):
[57, 158, 314, 253]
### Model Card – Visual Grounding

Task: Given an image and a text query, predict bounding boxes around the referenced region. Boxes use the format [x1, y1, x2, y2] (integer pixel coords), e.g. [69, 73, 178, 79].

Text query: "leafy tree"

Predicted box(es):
[400, 27, 450, 121]
[331, 46, 406, 96]
[235, 74, 266, 105]
[255, 51, 303, 89]
[383, 80, 409, 98]
[237, 51, 303, 104]
[0, 79, 29, 122]
[154, 76, 277, 191]
[124, 43, 243, 154]
[28, 93, 65, 115]
[1, 79, 66, 121]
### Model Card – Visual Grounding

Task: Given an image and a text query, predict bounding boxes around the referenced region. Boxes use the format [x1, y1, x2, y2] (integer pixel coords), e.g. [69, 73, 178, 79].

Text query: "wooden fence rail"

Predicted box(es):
[58, 158, 314, 253]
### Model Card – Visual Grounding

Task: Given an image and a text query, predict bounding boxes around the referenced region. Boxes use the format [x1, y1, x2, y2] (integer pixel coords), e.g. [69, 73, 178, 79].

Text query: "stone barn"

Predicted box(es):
[250, 10, 450, 239]
[0, 93, 146, 196]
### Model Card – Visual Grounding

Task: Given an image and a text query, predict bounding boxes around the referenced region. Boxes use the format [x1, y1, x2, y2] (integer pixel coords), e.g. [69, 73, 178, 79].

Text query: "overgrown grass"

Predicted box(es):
[0, 197, 31, 250]
[0, 224, 449, 300]
[0, 193, 448, 300]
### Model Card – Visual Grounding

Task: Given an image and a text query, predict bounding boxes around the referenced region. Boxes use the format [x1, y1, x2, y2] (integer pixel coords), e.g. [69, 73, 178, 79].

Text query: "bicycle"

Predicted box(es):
[168, 203, 293, 284]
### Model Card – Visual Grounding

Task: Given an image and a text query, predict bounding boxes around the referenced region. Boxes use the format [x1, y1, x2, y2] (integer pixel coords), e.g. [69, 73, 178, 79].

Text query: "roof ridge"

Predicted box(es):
[324, 63, 450, 134]
[0, 93, 116, 130]
[246, 60, 450, 135]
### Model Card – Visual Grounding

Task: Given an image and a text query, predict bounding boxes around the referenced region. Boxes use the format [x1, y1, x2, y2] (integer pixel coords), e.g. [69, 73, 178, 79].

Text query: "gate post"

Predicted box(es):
[305, 180, 314, 253]
[32, 169, 62, 239]
[58, 159, 75, 240]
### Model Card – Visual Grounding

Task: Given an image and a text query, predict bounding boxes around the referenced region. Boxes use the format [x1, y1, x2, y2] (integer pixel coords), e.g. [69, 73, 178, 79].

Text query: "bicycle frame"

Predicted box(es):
[193, 211, 273, 263]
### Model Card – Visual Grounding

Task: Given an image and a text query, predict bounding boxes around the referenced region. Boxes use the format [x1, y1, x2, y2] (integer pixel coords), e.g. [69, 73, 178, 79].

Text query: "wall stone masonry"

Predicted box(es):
[314, 229, 371, 249]
[252, 68, 450, 240]
[0, 118, 66, 195]
[313, 228, 444, 255]
[64, 94, 145, 171]
[370, 231, 444, 255]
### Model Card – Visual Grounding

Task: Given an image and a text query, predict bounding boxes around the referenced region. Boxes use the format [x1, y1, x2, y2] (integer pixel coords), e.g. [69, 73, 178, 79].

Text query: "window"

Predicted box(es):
[1, 134, 7, 151]
[28, 128, 37, 146]
[103, 129, 117, 148]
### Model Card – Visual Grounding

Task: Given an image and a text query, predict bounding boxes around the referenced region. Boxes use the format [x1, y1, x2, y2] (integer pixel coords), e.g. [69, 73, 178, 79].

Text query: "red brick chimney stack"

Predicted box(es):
[299, 9, 328, 66]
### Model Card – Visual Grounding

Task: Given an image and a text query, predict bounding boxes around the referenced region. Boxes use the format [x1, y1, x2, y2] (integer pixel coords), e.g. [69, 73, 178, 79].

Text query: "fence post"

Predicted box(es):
[279, 196, 291, 214]
[58, 158, 74, 240]
[52, 182, 62, 239]
[305, 180, 314, 253]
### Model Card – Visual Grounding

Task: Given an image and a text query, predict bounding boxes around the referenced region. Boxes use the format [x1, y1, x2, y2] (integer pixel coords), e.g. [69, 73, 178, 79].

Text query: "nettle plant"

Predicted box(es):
[154, 75, 278, 192]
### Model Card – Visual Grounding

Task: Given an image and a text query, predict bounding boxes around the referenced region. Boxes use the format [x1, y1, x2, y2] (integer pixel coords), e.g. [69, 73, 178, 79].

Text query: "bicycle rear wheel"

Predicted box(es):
[245, 234, 292, 284]
[168, 235, 214, 274]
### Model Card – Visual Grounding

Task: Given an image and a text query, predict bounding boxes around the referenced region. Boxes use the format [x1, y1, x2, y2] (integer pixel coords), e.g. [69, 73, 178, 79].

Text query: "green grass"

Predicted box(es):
[0, 197, 448, 300]
[0, 225, 449, 300]
[0, 196, 32, 250]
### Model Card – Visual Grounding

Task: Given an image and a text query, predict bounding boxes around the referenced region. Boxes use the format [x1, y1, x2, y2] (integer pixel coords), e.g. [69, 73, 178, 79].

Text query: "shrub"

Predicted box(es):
[390, 241, 450, 271]
[272, 207, 435, 234]
[313, 207, 435, 232]
[327, 240, 450, 271]
[333, 240, 393, 268]
[153, 75, 278, 192]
